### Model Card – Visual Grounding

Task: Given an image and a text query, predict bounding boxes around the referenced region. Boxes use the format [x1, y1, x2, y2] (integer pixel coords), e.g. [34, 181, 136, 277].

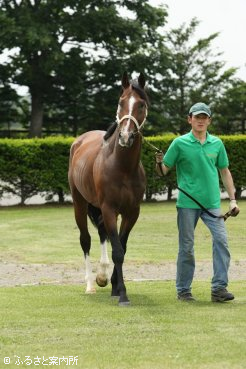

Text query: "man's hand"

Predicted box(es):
[229, 200, 240, 216]
[155, 151, 170, 176]
[155, 152, 163, 164]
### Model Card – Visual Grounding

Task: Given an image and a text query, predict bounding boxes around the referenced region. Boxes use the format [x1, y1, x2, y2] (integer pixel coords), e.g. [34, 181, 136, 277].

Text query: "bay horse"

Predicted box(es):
[68, 72, 149, 305]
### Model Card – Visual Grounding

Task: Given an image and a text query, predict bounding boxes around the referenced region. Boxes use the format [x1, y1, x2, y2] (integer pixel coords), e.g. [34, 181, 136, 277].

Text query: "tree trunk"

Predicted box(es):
[235, 187, 242, 200]
[57, 188, 65, 204]
[20, 179, 26, 205]
[145, 186, 153, 201]
[167, 186, 173, 200]
[241, 119, 245, 134]
[29, 92, 43, 138]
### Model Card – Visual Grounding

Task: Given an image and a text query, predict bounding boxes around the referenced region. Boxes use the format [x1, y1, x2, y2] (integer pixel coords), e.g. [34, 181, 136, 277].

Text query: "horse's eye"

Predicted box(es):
[139, 102, 145, 110]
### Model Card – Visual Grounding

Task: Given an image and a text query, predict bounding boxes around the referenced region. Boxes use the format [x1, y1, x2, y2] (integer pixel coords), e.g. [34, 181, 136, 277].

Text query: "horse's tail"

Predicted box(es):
[88, 204, 109, 242]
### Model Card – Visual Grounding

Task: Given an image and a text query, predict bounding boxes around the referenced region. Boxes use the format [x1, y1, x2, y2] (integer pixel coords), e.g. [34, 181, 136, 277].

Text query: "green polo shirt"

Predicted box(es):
[163, 131, 229, 209]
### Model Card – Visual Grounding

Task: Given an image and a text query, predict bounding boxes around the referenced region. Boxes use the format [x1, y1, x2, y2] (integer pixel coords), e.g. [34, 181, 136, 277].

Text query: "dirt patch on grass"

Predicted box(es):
[0, 260, 245, 287]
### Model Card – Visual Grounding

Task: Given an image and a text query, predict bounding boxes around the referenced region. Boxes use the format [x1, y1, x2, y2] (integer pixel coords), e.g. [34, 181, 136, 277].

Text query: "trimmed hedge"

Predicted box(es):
[0, 137, 73, 204]
[0, 135, 245, 204]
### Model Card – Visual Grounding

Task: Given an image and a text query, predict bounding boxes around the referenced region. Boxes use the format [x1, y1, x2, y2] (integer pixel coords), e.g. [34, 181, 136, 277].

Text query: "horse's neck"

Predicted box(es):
[114, 136, 142, 171]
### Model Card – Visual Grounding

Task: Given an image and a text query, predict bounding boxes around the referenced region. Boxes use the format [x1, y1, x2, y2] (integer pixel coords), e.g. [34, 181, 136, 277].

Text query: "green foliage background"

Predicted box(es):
[0, 1, 245, 137]
[0, 135, 245, 204]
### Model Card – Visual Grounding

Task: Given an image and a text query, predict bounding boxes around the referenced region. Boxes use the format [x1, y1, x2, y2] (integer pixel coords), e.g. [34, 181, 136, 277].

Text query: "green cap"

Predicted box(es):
[189, 102, 211, 117]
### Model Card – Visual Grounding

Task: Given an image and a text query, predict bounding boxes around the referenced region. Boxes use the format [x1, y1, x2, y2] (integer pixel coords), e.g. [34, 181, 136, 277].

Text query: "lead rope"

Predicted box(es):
[176, 187, 237, 221]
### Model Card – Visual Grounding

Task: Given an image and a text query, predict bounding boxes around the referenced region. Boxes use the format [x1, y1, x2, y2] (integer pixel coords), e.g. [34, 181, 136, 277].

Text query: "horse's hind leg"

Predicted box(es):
[71, 187, 96, 293]
[88, 204, 110, 287]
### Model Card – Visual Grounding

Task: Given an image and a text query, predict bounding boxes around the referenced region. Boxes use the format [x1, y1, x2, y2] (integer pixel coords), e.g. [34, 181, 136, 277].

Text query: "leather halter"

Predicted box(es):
[116, 106, 148, 134]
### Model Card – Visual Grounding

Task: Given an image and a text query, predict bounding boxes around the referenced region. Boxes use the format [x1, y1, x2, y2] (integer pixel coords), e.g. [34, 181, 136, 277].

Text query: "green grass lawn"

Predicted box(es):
[1, 282, 246, 369]
[0, 200, 245, 264]
[0, 200, 245, 369]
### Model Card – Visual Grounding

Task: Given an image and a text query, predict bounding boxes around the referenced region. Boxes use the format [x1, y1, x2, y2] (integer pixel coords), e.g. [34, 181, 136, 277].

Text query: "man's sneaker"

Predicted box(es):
[211, 288, 234, 302]
[177, 292, 196, 301]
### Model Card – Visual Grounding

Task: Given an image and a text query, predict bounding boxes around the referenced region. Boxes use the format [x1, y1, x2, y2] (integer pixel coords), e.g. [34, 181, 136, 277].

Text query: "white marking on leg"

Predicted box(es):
[101, 240, 110, 268]
[96, 241, 110, 287]
[85, 254, 96, 293]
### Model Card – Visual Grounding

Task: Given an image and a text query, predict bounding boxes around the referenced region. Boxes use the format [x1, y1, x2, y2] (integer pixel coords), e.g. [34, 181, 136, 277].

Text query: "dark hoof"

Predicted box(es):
[119, 300, 131, 307]
[119, 295, 130, 306]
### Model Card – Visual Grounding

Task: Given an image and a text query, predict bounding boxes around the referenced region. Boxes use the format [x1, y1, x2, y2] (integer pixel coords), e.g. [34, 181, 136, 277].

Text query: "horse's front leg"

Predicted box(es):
[116, 209, 141, 301]
[102, 207, 129, 306]
[96, 240, 110, 287]
[110, 223, 131, 298]
[111, 230, 129, 305]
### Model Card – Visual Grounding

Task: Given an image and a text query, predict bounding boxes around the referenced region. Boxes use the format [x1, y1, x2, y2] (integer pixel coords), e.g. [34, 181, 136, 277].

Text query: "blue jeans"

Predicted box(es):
[176, 208, 231, 294]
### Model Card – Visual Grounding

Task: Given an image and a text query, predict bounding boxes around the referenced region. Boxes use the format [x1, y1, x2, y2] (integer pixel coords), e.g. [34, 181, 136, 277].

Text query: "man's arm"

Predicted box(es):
[219, 167, 240, 214]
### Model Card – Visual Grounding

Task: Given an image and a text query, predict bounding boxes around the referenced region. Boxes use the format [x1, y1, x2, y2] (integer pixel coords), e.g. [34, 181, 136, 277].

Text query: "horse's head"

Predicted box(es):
[116, 72, 149, 148]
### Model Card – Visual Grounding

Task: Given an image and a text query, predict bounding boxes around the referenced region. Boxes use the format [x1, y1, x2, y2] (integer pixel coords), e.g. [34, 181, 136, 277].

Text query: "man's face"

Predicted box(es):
[188, 113, 211, 132]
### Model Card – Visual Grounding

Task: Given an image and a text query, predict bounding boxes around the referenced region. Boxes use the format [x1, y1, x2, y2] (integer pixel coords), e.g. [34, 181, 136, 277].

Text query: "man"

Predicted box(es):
[156, 102, 240, 302]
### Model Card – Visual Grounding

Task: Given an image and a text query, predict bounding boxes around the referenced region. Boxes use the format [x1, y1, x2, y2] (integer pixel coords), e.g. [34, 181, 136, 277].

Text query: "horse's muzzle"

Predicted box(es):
[118, 131, 135, 148]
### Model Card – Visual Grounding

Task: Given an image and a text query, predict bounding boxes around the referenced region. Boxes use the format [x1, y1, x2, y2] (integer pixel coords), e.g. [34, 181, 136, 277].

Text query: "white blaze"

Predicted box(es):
[122, 95, 136, 134]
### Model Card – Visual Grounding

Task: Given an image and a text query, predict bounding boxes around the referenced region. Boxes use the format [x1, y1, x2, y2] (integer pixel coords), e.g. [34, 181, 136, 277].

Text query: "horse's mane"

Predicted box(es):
[104, 122, 117, 141]
[130, 79, 150, 107]
[104, 79, 149, 141]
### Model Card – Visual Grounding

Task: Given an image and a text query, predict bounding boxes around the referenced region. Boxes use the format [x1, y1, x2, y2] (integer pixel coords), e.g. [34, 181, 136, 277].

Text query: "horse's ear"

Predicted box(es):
[138, 73, 145, 89]
[122, 71, 130, 89]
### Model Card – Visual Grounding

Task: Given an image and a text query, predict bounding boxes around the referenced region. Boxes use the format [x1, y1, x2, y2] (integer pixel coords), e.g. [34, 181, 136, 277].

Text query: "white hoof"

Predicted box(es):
[85, 287, 96, 294]
[96, 274, 109, 287]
